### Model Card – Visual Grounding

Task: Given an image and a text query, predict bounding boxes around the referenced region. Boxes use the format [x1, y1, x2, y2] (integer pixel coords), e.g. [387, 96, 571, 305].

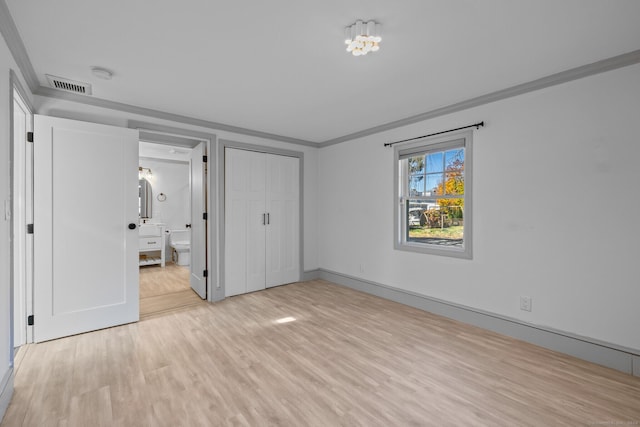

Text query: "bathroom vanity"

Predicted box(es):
[139, 223, 165, 267]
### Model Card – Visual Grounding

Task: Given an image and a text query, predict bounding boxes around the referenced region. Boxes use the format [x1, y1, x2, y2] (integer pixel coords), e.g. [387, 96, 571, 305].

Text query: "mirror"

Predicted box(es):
[139, 178, 152, 219]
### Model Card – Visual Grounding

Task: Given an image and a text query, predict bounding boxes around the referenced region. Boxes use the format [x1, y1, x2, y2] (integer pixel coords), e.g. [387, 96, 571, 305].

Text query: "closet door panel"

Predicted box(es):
[224, 194, 247, 297]
[246, 198, 266, 292]
[266, 154, 300, 287]
[225, 148, 266, 297]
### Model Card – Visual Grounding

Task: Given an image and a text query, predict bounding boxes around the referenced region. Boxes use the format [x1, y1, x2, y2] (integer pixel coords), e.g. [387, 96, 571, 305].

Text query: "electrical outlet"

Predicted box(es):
[520, 296, 532, 312]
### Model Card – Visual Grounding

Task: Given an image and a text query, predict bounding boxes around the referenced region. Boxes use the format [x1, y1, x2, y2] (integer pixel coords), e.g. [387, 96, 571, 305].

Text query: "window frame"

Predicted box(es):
[393, 129, 473, 259]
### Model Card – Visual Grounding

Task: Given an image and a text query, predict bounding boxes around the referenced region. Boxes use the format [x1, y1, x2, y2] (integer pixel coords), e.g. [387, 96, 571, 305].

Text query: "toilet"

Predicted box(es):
[169, 230, 191, 266]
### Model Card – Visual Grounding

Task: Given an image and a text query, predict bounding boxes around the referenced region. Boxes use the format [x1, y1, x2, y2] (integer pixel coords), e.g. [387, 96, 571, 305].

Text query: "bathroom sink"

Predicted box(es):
[139, 224, 162, 237]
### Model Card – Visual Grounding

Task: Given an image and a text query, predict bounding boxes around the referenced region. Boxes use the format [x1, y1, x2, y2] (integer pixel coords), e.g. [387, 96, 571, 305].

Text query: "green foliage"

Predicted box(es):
[408, 156, 424, 174]
[408, 225, 464, 240]
[435, 151, 464, 216]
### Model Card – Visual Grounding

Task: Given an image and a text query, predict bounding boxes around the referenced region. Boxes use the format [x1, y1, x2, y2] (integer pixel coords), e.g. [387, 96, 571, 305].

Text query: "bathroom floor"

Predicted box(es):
[139, 262, 206, 319]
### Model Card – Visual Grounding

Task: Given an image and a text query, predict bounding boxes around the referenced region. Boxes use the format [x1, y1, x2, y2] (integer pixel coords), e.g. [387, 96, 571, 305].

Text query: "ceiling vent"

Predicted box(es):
[46, 74, 92, 95]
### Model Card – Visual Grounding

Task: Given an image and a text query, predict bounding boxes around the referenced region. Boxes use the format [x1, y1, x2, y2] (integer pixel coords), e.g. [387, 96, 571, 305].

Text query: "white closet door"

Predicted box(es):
[224, 148, 266, 297]
[33, 115, 139, 342]
[266, 154, 300, 287]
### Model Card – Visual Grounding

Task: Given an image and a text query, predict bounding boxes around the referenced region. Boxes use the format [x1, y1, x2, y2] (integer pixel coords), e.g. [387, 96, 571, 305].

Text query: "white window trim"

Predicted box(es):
[393, 129, 473, 259]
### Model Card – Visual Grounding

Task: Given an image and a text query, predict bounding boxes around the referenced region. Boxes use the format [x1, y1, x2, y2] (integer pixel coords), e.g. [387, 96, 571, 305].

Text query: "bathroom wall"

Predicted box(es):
[139, 157, 190, 261]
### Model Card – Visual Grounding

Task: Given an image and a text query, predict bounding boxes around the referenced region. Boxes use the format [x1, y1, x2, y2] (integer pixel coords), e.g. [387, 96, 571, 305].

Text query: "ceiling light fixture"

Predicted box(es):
[91, 66, 113, 80]
[344, 20, 382, 56]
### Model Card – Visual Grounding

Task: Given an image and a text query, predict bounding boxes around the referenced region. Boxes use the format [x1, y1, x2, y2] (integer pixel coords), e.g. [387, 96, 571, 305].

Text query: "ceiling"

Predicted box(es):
[5, 0, 640, 144]
[139, 141, 192, 162]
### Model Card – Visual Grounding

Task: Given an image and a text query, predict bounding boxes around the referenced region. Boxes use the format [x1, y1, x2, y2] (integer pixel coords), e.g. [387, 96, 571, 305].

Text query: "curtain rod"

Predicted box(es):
[383, 121, 484, 147]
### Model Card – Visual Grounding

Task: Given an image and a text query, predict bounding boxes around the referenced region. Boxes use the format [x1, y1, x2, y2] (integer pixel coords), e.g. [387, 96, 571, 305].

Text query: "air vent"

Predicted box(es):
[45, 74, 92, 95]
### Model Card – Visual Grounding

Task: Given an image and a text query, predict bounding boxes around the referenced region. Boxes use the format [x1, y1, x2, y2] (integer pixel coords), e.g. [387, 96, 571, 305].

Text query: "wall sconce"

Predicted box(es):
[138, 166, 152, 179]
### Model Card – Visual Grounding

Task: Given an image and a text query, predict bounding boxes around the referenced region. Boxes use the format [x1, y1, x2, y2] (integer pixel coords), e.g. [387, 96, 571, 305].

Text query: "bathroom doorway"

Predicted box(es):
[137, 135, 210, 319]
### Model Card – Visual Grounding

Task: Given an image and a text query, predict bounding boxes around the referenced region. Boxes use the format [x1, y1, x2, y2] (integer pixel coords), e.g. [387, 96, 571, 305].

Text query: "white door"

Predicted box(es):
[33, 115, 139, 342]
[224, 148, 266, 297]
[266, 154, 300, 287]
[12, 90, 33, 346]
[189, 142, 207, 299]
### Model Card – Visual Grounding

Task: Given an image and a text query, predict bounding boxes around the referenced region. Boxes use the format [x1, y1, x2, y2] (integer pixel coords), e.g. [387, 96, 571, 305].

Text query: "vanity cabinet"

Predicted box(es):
[139, 224, 165, 267]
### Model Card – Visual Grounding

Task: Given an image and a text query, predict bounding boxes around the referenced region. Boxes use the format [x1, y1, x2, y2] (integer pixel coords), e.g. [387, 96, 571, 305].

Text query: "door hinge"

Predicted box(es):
[203, 155, 208, 163]
[27, 132, 34, 142]
[203, 212, 208, 220]
[203, 269, 208, 278]
[27, 223, 34, 234]
[27, 315, 34, 326]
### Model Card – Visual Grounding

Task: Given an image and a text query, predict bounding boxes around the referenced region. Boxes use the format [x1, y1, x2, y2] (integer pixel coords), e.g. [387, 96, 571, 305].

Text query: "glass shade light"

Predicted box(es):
[344, 20, 381, 56]
[138, 166, 152, 179]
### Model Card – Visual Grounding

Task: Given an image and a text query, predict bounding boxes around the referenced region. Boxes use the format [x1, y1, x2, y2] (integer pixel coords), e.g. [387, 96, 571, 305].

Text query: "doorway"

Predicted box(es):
[138, 140, 206, 318]
[12, 116, 219, 343]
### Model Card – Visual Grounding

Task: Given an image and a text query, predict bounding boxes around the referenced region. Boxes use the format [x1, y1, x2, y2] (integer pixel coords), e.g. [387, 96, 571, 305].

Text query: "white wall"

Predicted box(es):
[35, 96, 319, 275]
[139, 157, 190, 261]
[0, 35, 33, 421]
[318, 63, 640, 352]
[0, 49, 12, 426]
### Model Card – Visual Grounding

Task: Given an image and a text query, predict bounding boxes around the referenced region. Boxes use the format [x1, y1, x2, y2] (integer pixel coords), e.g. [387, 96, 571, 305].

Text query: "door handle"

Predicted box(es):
[128, 223, 137, 230]
[262, 213, 266, 225]
[267, 213, 270, 225]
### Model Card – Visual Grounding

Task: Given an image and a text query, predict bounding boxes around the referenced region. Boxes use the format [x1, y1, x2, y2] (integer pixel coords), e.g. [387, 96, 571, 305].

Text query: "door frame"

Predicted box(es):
[218, 140, 304, 298]
[10, 69, 34, 348]
[128, 121, 221, 302]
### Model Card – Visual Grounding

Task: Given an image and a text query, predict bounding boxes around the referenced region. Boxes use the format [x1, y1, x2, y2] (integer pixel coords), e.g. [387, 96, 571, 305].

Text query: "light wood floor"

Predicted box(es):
[3, 280, 640, 426]
[139, 262, 206, 319]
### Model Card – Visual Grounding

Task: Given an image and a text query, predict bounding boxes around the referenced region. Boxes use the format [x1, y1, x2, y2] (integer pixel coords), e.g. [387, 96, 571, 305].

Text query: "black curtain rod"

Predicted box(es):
[383, 121, 485, 147]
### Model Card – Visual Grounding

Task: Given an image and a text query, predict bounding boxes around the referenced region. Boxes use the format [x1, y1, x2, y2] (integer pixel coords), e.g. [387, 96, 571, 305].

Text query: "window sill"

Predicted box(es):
[394, 241, 472, 259]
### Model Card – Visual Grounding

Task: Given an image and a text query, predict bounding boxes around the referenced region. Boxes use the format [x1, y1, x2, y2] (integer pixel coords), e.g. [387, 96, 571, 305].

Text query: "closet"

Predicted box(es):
[224, 148, 300, 297]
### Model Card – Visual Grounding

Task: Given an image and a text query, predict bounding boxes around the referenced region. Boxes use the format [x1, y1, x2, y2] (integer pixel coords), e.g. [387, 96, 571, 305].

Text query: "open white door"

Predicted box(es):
[189, 142, 207, 299]
[33, 115, 139, 342]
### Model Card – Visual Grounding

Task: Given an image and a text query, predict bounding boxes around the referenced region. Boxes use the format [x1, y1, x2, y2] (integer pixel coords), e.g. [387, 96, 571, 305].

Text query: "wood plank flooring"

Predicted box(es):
[139, 263, 206, 319]
[3, 280, 640, 426]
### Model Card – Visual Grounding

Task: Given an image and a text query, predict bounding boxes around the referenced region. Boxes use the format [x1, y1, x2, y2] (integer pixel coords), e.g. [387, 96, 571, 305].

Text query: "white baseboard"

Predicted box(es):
[302, 269, 320, 281]
[311, 268, 639, 376]
[0, 368, 14, 423]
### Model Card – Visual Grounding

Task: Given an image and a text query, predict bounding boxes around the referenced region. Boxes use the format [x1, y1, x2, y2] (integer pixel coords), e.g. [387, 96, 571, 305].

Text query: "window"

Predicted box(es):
[394, 130, 472, 258]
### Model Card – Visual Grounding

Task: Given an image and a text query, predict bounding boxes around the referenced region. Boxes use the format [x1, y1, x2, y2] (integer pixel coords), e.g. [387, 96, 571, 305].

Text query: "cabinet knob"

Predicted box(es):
[128, 223, 137, 230]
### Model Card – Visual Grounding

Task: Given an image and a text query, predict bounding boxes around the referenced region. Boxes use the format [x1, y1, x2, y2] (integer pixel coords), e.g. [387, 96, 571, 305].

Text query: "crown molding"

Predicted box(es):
[4, 0, 639, 149]
[34, 86, 317, 147]
[319, 48, 640, 147]
[33, 47, 640, 149]
[0, 0, 39, 92]
[2, 0, 316, 147]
